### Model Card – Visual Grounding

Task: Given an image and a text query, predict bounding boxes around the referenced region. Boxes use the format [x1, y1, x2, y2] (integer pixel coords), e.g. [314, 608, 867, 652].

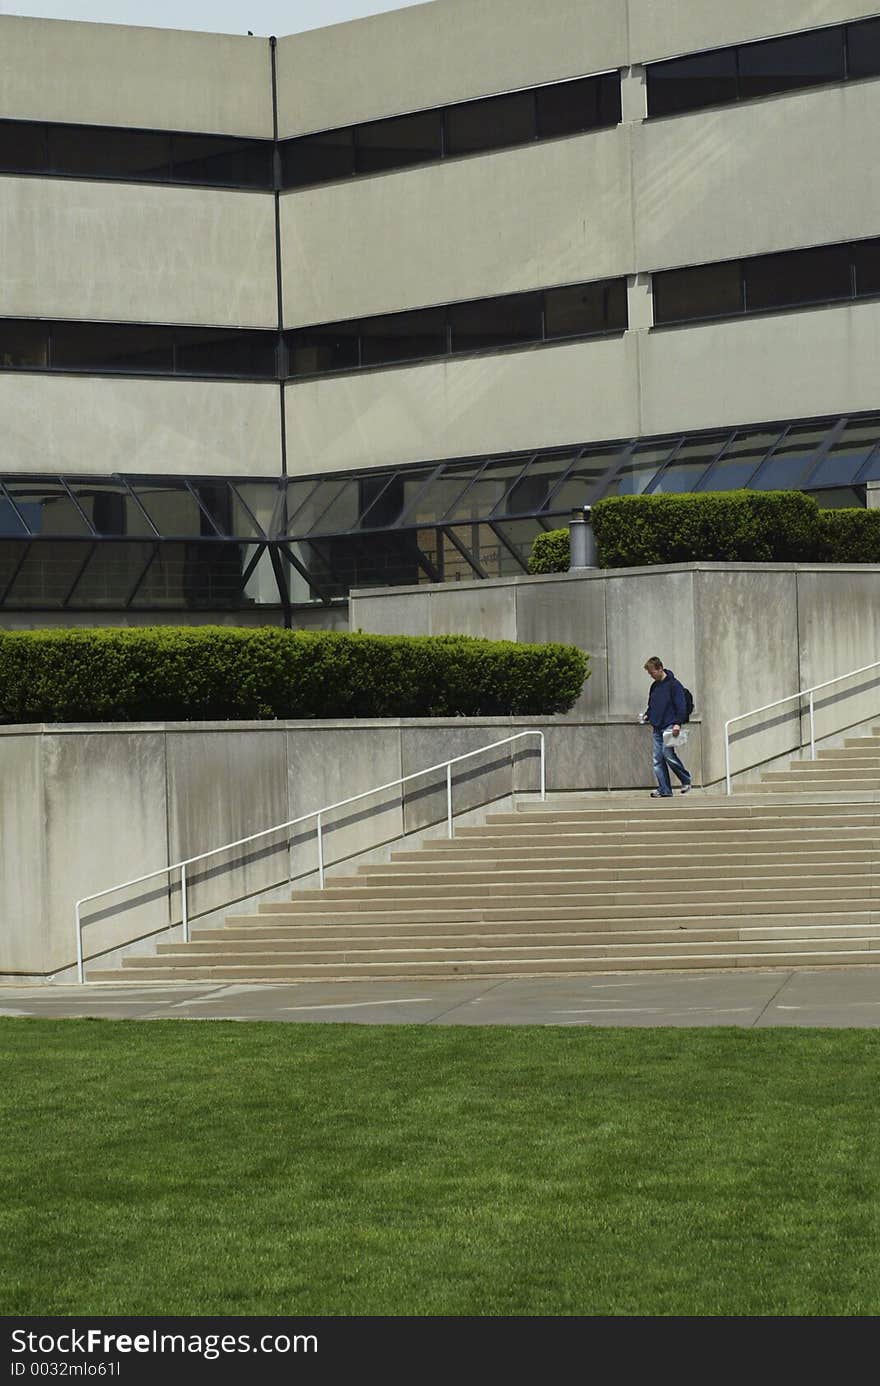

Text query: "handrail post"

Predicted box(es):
[725, 722, 732, 797]
[809, 691, 816, 760]
[181, 864, 189, 944]
[75, 902, 85, 984]
[316, 812, 324, 889]
[539, 733, 546, 801]
[447, 763, 453, 838]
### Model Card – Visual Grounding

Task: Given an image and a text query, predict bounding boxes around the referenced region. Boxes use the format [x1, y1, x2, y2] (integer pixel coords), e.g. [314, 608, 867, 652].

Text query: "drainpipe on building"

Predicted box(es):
[568, 506, 597, 569]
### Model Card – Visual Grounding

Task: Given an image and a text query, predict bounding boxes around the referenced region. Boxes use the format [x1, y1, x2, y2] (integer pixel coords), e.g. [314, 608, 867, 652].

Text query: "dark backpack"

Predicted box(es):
[681, 685, 694, 722]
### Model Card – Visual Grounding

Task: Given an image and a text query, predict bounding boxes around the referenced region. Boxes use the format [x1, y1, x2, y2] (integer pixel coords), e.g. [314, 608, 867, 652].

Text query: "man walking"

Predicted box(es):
[641, 657, 692, 798]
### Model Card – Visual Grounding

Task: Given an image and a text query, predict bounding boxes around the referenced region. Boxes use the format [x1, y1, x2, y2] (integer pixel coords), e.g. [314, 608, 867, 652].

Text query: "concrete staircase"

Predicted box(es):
[742, 728, 880, 795]
[90, 759, 880, 980]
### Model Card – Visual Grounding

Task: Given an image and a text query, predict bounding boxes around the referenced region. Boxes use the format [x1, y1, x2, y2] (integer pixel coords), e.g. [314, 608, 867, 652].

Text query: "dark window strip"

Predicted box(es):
[287, 278, 629, 379]
[652, 236, 880, 327]
[0, 319, 278, 379]
[647, 14, 880, 119]
[279, 70, 621, 190]
[0, 118, 274, 189]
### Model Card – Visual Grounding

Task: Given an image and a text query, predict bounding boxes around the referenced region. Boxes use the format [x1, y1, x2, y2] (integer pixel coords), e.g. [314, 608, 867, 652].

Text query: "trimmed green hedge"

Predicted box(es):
[527, 491, 878, 572]
[817, 508, 880, 562]
[0, 627, 589, 725]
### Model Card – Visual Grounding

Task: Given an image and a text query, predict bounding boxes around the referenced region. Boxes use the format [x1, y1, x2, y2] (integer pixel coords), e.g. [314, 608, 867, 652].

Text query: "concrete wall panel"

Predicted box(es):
[285, 336, 639, 474]
[400, 723, 518, 831]
[639, 301, 880, 437]
[628, 0, 880, 66]
[165, 728, 290, 921]
[276, 0, 627, 137]
[635, 82, 880, 273]
[281, 130, 634, 325]
[0, 179, 277, 327]
[604, 569, 698, 720]
[0, 15, 272, 136]
[694, 569, 801, 783]
[796, 569, 880, 741]
[0, 374, 281, 478]
[0, 733, 46, 974]
[514, 573, 607, 717]
[286, 725, 405, 880]
[43, 731, 170, 973]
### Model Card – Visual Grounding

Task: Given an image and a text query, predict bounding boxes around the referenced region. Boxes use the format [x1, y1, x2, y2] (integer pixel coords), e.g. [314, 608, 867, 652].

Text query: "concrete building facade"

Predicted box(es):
[1, 0, 880, 621]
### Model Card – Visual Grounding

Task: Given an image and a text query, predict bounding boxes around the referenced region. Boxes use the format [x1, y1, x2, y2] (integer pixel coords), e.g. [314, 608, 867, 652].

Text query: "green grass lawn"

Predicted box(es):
[1, 1018, 878, 1316]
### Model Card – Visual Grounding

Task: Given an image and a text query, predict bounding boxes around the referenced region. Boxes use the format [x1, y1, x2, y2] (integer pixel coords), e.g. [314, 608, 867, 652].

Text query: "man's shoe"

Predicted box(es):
[680, 783, 692, 794]
[650, 790, 672, 798]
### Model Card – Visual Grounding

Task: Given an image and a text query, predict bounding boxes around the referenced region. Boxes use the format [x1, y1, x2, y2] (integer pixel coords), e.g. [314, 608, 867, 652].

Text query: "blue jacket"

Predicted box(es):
[645, 669, 687, 730]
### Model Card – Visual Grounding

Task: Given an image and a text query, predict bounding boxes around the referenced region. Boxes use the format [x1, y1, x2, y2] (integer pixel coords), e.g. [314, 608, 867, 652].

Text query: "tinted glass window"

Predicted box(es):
[750, 423, 831, 488]
[65, 481, 153, 537]
[648, 437, 728, 493]
[3, 541, 91, 607]
[3, 483, 91, 535]
[737, 28, 845, 101]
[449, 292, 541, 352]
[128, 542, 243, 608]
[307, 479, 363, 534]
[399, 463, 482, 525]
[745, 244, 851, 311]
[807, 419, 880, 485]
[503, 455, 568, 514]
[0, 320, 49, 370]
[358, 475, 404, 529]
[699, 430, 782, 490]
[0, 121, 48, 173]
[225, 484, 271, 537]
[132, 485, 210, 537]
[288, 322, 360, 375]
[0, 494, 29, 536]
[853, 238, 880, 297]
[847, 15, 880, 79]
[66, 541, 154, 607]
[171, 133, 271, 187]
[0, 540, 29, 595]
[535, 73, 620, 138]
[444, 464, 522, 522]
[653, 261, 743, 324]
[281, 128, 355, 188]
[545, 279, 627, 337]
[445, 90, 536, 157]
[51, 322, 175, 373]
[175, 327, 276, 377]
[48, 124, 170, 180]
[545, 451, 620, 511]
[647, 48, 738, 117]
[360, 308, 447, 366]
[355, 110, 442, 173]
[608, 444, 678, 496]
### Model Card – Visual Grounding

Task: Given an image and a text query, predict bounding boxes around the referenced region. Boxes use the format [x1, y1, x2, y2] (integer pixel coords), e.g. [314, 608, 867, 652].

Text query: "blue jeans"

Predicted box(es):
[651, 728, 691, 796]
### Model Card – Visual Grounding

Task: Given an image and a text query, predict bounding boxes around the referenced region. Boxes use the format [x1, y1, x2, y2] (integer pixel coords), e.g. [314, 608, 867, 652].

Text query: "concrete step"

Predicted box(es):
[138, 935, 880, 966]
[349, 861, 879, 886]
[179, 921, 880, 948]
[88, 946, 880, 982]
[235, 901, 880, 925]
[269, 885, 880, 913]
[365, 842, 880, 864]
[286, 870, 880, 902]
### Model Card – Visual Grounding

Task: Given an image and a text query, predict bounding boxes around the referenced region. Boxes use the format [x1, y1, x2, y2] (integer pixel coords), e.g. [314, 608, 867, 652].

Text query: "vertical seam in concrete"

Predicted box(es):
[162, 726, 173, 932]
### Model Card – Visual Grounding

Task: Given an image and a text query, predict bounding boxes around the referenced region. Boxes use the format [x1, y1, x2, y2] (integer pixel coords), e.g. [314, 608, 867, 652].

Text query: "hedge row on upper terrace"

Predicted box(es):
[529, 491, 880, 572]
[0, 627, 589, 724]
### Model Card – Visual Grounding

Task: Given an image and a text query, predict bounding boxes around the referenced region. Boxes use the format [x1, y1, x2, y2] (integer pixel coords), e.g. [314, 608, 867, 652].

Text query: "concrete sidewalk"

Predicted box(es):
[1, 966, 880, 1027]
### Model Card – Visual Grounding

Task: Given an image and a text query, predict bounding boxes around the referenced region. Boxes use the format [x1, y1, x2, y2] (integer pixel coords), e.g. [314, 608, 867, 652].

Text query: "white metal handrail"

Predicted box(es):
[724, 658, 880, 795]
[74, 730, 545, 983]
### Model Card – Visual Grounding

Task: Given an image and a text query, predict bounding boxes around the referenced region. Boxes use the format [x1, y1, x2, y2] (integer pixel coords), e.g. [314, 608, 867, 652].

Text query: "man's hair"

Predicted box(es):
[644, 657, 664, 673]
